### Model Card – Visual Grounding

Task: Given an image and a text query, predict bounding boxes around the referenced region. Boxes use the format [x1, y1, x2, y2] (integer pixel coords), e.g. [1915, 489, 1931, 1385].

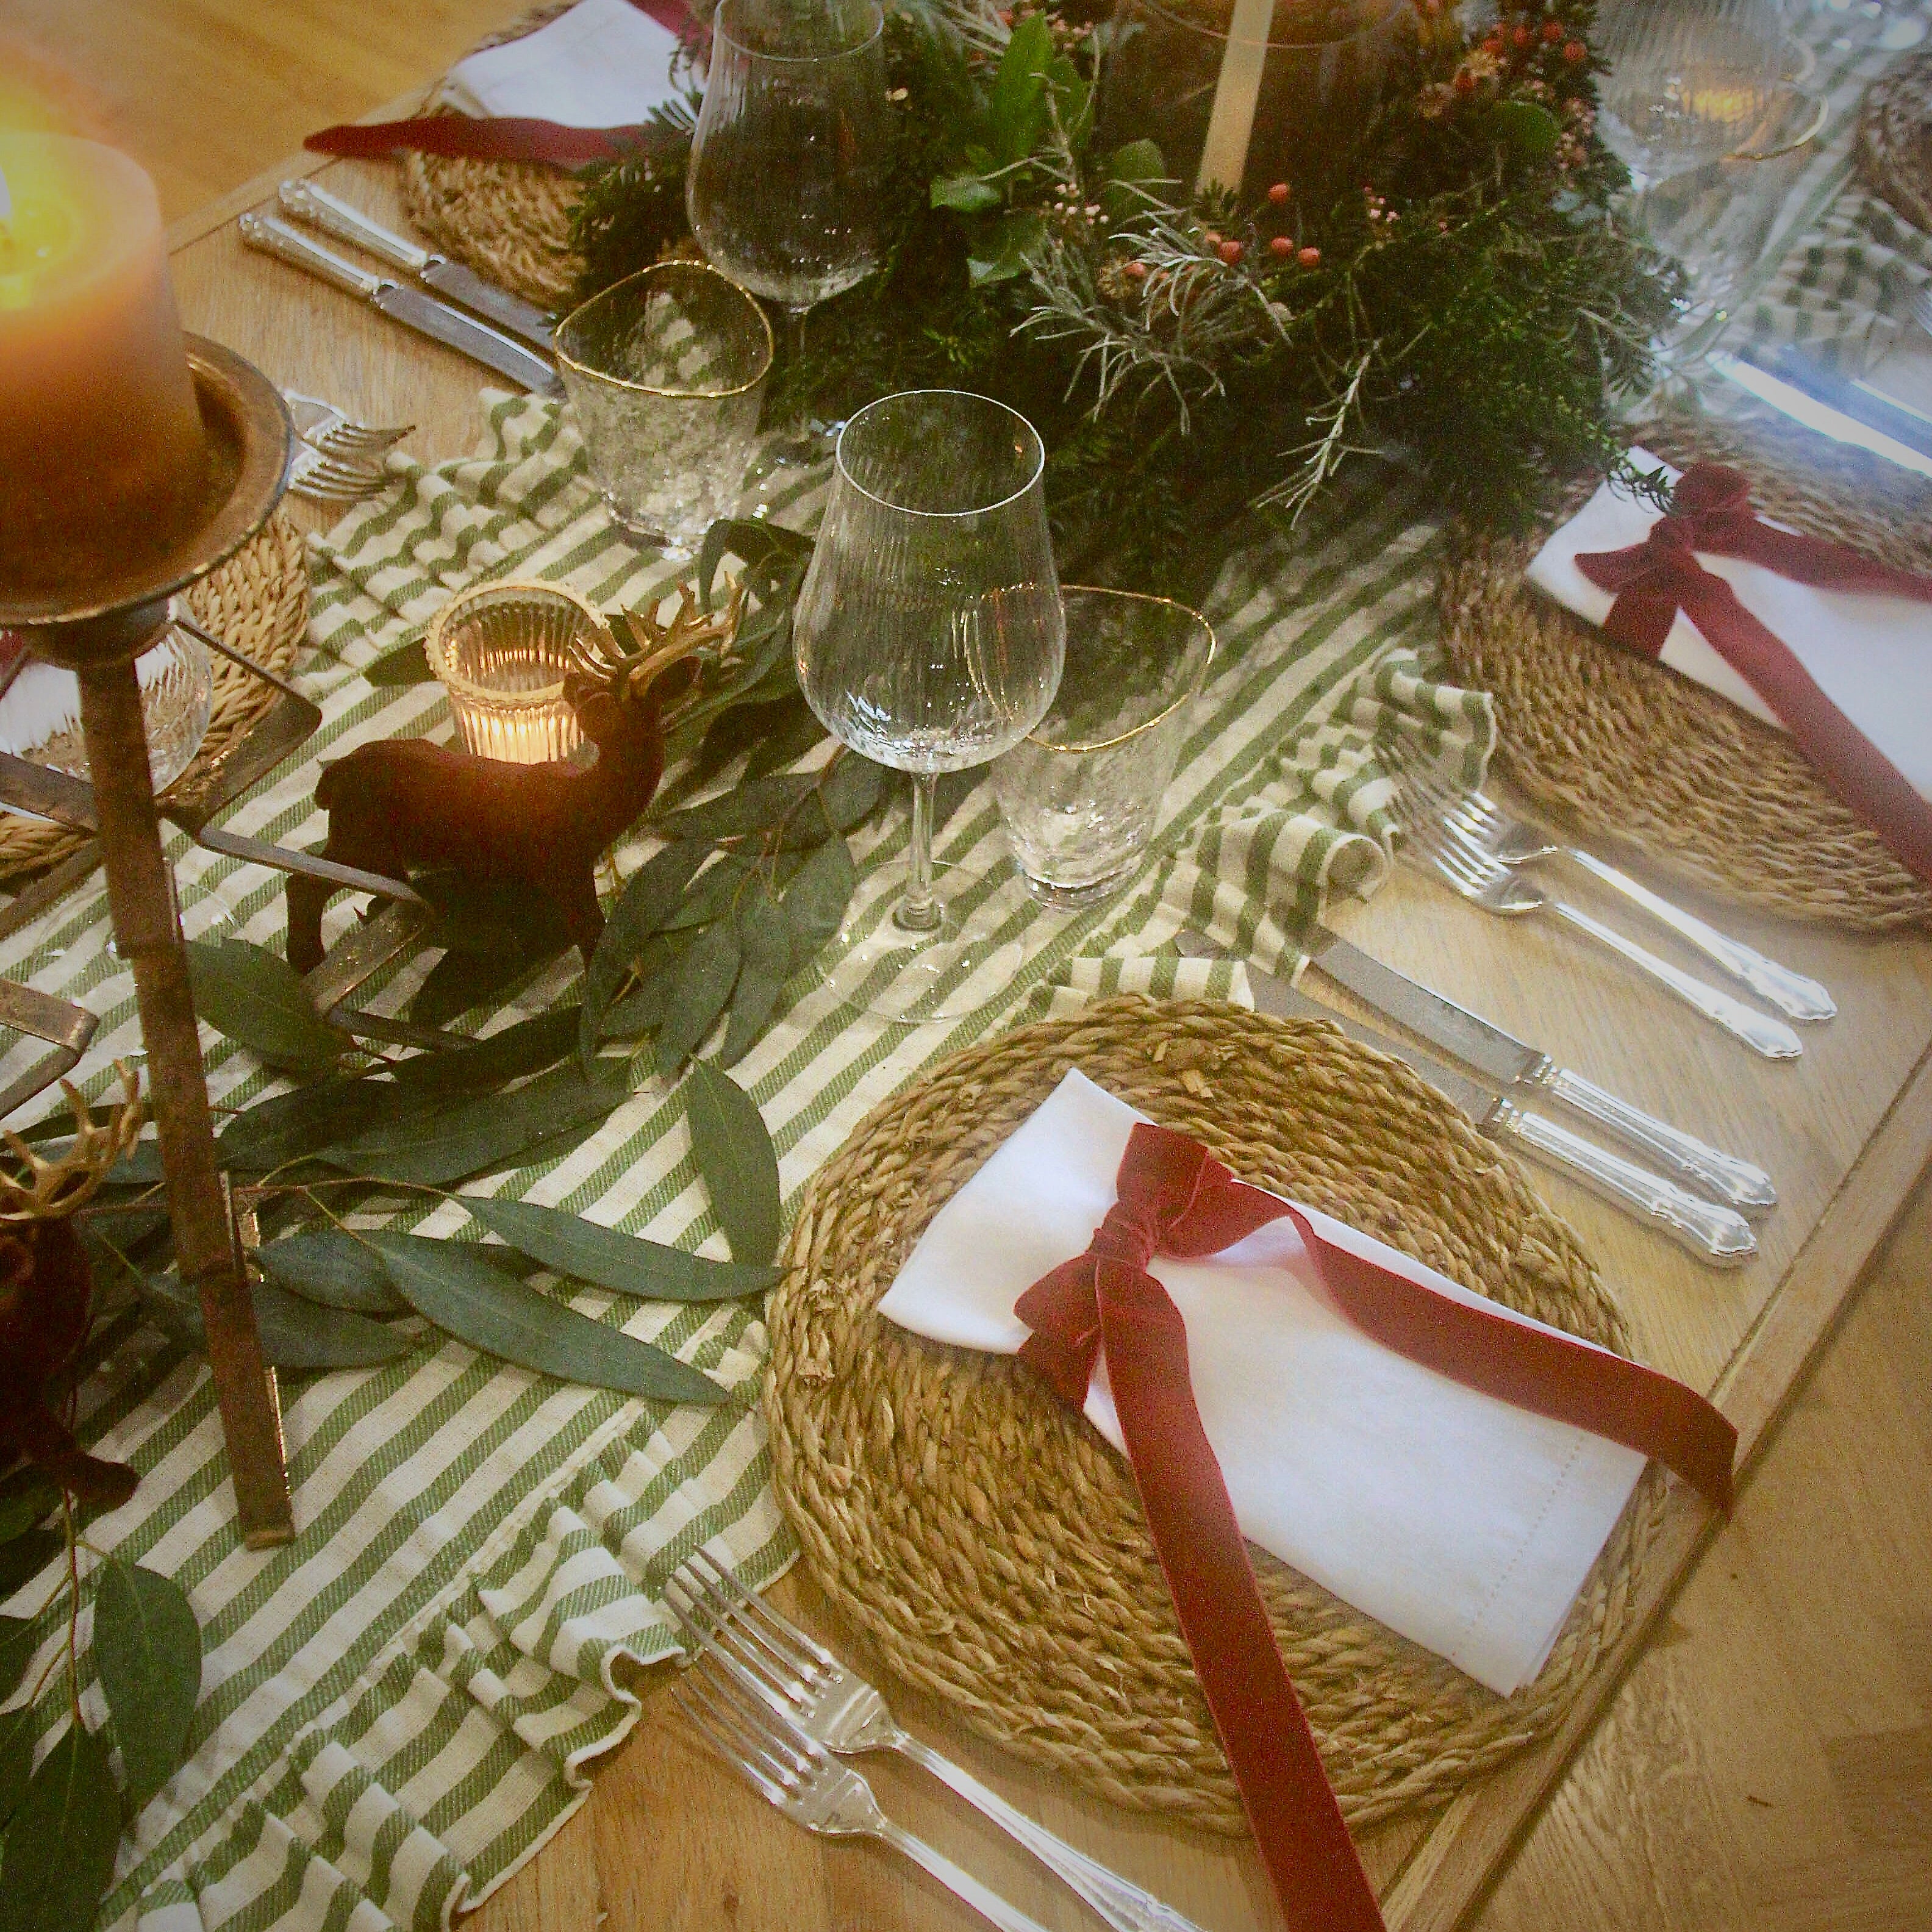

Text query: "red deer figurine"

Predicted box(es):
[287, 582, 745, 977]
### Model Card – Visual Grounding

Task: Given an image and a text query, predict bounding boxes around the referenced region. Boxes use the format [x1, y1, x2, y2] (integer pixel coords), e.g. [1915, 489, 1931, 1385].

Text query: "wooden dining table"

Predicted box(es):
[145, 118, 1932, 1932]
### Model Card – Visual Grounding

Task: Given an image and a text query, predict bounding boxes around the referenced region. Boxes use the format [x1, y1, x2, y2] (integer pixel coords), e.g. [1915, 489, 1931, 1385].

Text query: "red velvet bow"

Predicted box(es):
[305, 0, 701, 171]
[1017, 1122, 1736, 1932]
[1575, 462, 1932, 886]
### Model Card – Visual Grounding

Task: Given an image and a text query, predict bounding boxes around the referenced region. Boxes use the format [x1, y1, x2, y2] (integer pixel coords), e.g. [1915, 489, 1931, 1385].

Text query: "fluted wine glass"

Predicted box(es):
[794, 391, 1065, 1021]
[686, 0, 890, 377]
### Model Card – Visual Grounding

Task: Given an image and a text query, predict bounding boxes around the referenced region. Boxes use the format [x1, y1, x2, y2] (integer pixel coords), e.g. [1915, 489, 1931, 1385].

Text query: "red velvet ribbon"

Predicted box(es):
[305, 0, 699, 170]
[1575, 462, 1932, 887]
[1015, 1122, 1736, 1932]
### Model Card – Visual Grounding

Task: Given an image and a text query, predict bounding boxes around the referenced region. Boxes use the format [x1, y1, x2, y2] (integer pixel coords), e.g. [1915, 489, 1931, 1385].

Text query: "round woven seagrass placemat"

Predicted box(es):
[1856, 51, 1932, 234]
[400, 6, 587, 310]
[0, 511, 310, 885]
[1440, 416, 1932, 930]
[765, 997, 1667, 1833]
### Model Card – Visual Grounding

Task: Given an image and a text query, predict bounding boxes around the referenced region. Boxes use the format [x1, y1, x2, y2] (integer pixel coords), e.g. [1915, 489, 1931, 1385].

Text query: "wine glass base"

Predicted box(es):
[809, 859, 1047, 1023]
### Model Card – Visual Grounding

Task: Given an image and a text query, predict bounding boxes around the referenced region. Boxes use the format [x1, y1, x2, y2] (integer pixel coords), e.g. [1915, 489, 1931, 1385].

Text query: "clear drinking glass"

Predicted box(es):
[793, 390, 1065, 1021]
[554, 261, 773, 556]
[685, 0, 891, 364]
[1597, 0, 1786, 325]
[990, 588, 1214, 909]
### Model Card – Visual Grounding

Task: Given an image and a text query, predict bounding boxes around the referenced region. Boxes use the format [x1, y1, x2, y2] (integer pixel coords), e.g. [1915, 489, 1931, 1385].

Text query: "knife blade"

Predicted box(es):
[278, 181, 556, 354]
[1172, 934, 1755, 1266]
[1303, 928, 1776, 1211]
[1708, 349, 1932, 481]
[239, 213, 564, 398]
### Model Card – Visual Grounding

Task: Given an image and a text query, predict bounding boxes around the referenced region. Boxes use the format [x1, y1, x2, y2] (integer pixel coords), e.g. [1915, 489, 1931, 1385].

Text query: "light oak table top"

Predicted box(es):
[161, 146, 1932, 1932]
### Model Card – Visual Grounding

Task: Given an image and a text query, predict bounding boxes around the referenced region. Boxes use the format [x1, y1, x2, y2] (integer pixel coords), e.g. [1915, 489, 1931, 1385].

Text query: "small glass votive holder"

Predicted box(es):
[990, 586, 1214, 909]
[554, 261, 774, 556]
[0, 613, 213, 812]
[427, 579, 607, 764]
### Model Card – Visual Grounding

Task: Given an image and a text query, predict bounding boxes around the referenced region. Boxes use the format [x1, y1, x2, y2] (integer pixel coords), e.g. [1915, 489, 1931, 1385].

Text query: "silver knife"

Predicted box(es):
[1301, 928, 1776, 1211]
[239, 212, 564, 398]
[1708, 350, 1932, 481]
[1172, 934, 1755, 1266]
[277, 181, 556, 355]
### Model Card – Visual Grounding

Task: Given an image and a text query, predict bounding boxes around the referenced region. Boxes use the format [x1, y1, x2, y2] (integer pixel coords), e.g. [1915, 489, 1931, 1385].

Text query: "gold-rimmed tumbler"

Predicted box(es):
[554, 261, 773, 556]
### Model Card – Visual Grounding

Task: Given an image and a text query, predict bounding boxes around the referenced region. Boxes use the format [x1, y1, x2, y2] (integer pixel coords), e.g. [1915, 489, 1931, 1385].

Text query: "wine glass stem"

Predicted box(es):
[785, 304, 810, 370]
[895, 771, 945, 936]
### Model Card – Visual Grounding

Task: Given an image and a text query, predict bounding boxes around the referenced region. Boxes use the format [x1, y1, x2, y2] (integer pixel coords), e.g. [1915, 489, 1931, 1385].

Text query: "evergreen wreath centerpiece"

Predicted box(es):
[574, 0, 1677, 591]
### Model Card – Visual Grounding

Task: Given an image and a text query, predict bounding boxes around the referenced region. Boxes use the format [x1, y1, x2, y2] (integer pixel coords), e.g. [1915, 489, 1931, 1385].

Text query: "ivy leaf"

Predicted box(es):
[215, 1075, 395, 1175]
[322, 1062, 631, 1187]
[581, 840, 711, 1065]
[0, 1617, 35, 1703]
[363, 635, 432, 685]
[656, 920, 742, 1074]
[684, 1062, 782, 1266]
[778, 837, 857, 975]
[93, 1558, 202, 1806]
[254, 1230, 407, 1315]
[817, 754, 888, 834]
[0, 1724, 121, 1932]
[462, 1199, 777, 1301]
[719, 883, 792, 1068]
[384, 1007, 581, 1104]
[931, 173, 1001, 212]
[185, 939, 348, 1078]
[367, 1233, 726, 1404]
[0, 1533, 61, 1601]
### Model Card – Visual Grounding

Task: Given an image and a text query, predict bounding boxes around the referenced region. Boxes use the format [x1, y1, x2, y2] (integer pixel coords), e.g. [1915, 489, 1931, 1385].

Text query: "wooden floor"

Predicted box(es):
[7, 2, 1928, 1923]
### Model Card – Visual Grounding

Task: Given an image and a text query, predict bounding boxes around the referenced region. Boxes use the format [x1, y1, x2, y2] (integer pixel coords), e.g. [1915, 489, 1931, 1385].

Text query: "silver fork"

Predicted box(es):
[673, 1650, 1053, 1932]
[285, 442, 392, 507]
[1394, 803, 1803, 1061]
[281, 389, 413, 461]
[667, 1551, 1205, 1932]
[1403, 768, 1835, 1023]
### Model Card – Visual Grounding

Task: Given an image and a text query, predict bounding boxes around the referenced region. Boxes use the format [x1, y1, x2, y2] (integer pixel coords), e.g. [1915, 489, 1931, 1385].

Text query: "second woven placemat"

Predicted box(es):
[1857, 50, 1932, 235]
[0, 511, 311, 886]
[1440, 415, 1932, 930]
[766, 996, 1666, 1833]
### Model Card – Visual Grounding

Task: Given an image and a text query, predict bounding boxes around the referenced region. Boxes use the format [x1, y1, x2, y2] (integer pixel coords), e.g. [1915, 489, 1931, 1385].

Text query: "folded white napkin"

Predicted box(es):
[877, 1070, 1647, 1697]
[1526, 446, 1932, 802]
[443, 0, 685, 127]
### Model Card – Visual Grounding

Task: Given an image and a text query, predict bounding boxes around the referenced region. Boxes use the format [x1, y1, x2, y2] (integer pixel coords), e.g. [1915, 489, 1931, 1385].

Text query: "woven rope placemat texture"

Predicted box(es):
[0, 511, 310, 886]
[1857, 50, 1932, 235]
[1440, 415, 1932, 930]
[401, 5, 586, 310]
[766, 997, 1666, 1833]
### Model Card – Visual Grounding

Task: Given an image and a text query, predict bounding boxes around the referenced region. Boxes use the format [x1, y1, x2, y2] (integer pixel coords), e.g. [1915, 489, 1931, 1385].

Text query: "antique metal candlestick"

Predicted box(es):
[1, 337, 295, 1546]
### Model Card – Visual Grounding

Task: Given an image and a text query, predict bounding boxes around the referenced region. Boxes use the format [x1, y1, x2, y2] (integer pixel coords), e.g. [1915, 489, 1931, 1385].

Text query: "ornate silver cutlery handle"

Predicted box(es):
[1562, 849, 1835, 1023]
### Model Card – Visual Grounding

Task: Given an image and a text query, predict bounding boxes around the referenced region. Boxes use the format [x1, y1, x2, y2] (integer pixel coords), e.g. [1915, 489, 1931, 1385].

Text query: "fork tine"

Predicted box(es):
[693, 1649, 835, 1778]
[690, 1548, 833, 1674]
[666, 1566, 812, 1706]
[674, 1678, 796, 1802]
[1434, 814, 1509, 876]
[682, 1667, 807, 1786]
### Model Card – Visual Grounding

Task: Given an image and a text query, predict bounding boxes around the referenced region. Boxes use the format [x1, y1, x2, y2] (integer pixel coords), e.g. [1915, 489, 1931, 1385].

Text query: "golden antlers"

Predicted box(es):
[572, 578, 748, 702]
[0, 1063, 144, 1222]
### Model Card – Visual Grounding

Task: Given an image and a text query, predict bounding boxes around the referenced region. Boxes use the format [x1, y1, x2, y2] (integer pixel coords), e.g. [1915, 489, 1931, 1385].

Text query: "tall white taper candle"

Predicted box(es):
[1194, 0, 1279, 196]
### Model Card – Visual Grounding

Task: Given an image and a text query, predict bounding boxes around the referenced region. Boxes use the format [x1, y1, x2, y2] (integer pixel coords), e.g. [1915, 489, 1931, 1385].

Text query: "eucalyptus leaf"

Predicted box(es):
[462, 1198, 778, 1301]
[409, 928, 568, 1028]
[720, 884, 791, 1068]
[216, 1075, 395, 1175]
[255, 1230, 407, 1315]
[0, 1484, 57, 1550]
[817, 754, 887, 834]
[385, 1007, 581, 1103]
[656, 920, 741, 1073]
[363, 636, 432, 685]
[323, 1062, 631, 1187]
[596, 931, 695, 1040]
[0, 1617, 35, 1704]
[654, 772, 817, 845]
[94, 1558, 202, 1806]
[141, 1271, 412, 1369]
[0, 1706, 30, 1833]
[689, 694, 801, 789]
[186, 939, 348, 1077]
[581, 840, 711, 1063]
[741, 700, 828, 781]
[684, 1061, 782, 1265]
[662, 856, 753, 932]
[367, 1233, 726, 1404]
[778, 838, 857, 975]
[0, 1725, 120, 1932]
[697, 517, 813, 612]
[0, 1533, 61, 1601]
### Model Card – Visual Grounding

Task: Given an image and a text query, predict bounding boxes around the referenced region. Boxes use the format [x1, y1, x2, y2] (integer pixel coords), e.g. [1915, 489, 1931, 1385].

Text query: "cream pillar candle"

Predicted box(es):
[0, 132, 206, 598]
[1195, 0, 1280, 197]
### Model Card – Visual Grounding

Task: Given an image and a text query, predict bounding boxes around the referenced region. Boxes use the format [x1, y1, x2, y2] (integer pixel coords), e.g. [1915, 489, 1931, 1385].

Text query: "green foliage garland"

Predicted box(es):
[569, 0, 1678, 593]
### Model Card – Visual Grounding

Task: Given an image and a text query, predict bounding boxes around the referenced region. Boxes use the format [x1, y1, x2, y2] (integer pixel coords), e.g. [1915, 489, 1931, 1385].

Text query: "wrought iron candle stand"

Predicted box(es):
[0, 337, 300, 1546]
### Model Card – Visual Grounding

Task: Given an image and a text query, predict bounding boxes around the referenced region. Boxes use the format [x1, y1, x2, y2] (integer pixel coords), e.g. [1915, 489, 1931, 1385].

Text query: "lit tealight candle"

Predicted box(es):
[0, 131, 206, 599]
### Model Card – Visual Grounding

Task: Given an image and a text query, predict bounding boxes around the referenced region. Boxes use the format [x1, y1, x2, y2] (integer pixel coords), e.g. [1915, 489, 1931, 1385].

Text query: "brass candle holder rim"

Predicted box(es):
[425, 577, 610, 710]
[0, 336, 292, 637]
[1025, 583, 1216, 756]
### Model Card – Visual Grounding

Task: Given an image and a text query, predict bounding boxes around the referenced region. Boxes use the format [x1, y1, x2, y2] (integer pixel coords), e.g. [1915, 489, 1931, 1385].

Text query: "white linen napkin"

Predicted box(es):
[876, 1069, 1647, 1697]
[443, 0, 685, 127]
[1526, 446, 1932, 802]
